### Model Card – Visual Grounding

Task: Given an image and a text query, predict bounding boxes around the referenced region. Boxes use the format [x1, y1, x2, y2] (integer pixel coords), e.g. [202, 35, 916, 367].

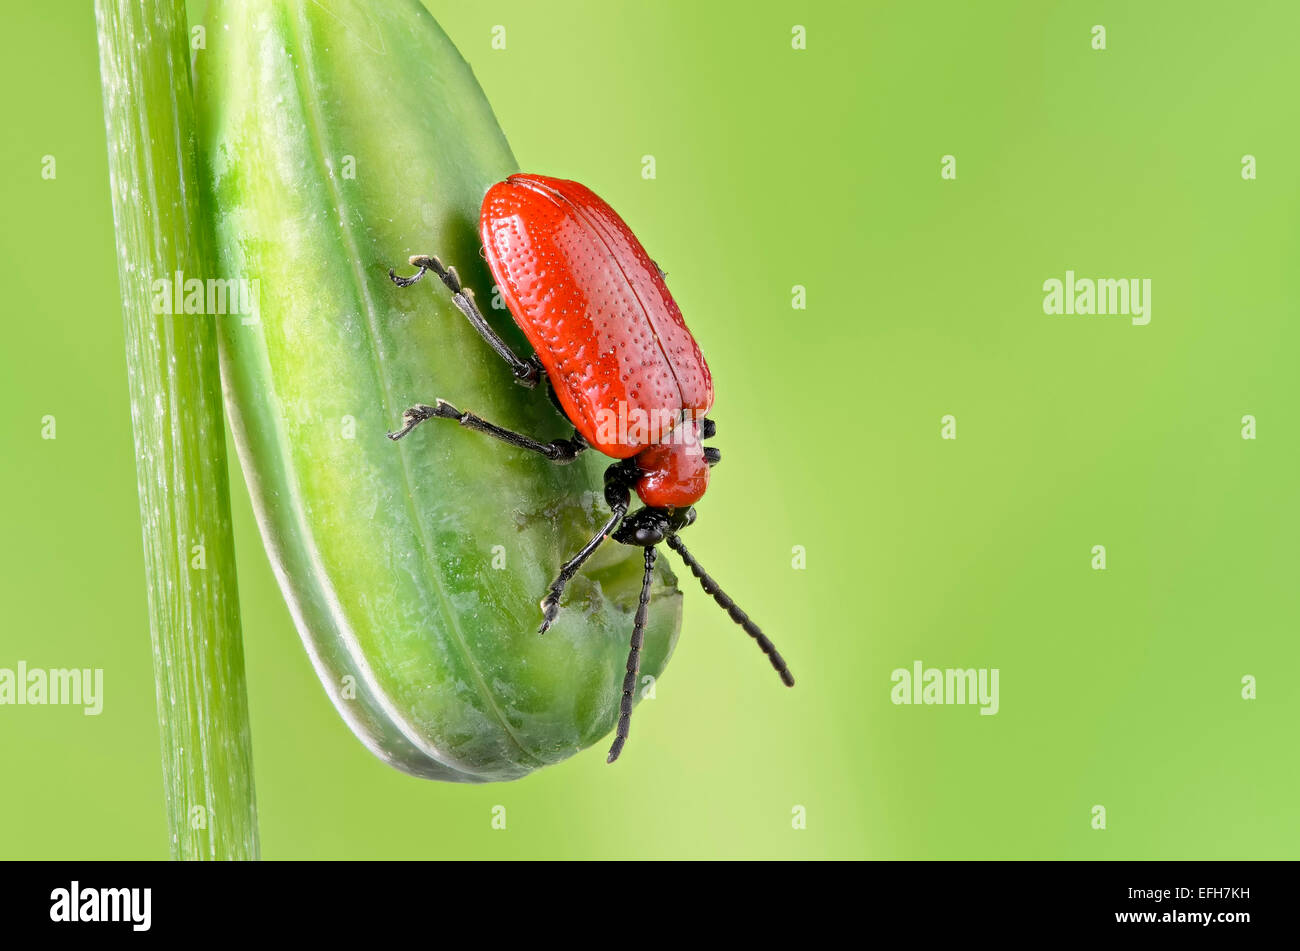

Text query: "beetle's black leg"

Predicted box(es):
[701, 418, 718, 466]
[607, 545, 657, 764]
[387, 398, 586, 462]
[390, 254, 543, 388]
[538, 460, 638, 633]
[665, 534, 795, 687]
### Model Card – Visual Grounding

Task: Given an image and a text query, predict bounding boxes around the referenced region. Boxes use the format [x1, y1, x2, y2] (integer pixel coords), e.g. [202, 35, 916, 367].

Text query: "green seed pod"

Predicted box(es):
[194, 0, 681, 782]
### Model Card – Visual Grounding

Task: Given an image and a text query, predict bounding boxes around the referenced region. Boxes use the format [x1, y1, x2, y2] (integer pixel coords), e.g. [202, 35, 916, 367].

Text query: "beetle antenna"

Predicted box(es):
[607, 546, 657, 764]
[665, 535, 794, 687]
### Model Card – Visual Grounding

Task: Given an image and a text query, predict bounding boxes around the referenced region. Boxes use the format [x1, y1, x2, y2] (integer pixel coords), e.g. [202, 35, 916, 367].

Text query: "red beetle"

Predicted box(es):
[388, 174, 792, 762]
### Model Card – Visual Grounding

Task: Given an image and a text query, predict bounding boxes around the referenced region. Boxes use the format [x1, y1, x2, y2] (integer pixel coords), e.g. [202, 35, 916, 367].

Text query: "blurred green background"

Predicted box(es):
[1, 0, 1297, 858]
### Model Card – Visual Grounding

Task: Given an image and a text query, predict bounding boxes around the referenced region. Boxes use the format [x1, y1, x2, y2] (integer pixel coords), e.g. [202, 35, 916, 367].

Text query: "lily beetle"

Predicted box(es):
[389, 174, 793, 762]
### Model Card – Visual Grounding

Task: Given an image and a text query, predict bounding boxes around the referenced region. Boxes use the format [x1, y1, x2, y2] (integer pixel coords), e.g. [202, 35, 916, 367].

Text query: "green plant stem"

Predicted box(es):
[95, 0, 258, 860]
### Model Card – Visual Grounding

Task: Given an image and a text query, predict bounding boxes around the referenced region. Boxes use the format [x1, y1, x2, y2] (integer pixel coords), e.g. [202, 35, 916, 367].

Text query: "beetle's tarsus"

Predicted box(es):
[388, 263, 428, 288]
[390, 255, 448, 288]
[537, 595, 561, 634]
[387, 402, 451, 440]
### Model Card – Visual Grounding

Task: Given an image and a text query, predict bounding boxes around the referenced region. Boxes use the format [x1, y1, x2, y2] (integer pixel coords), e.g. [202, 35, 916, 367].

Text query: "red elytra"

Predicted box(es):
[387, 174, 792, 764]
[481, 174, 713, 507]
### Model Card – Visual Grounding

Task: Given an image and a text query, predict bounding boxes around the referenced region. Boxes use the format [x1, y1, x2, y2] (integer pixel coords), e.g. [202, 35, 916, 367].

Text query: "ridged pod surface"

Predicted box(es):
[194, 0, 681, 782]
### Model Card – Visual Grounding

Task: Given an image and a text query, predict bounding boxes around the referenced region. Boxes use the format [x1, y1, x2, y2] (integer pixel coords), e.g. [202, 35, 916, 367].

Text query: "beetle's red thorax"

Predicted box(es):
[480, 174, 713, 458]
[632, 421, 710, 508]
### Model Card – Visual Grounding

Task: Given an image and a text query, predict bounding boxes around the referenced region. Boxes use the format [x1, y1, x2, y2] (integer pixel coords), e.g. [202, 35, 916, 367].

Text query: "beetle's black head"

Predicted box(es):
[613, 506, 696, 547]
